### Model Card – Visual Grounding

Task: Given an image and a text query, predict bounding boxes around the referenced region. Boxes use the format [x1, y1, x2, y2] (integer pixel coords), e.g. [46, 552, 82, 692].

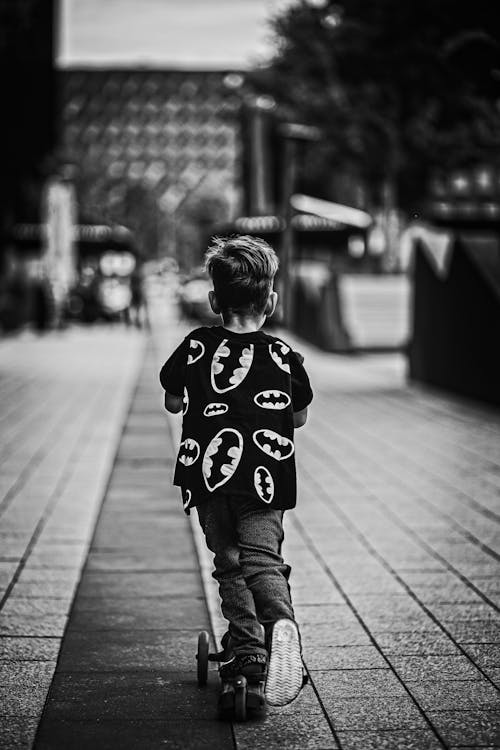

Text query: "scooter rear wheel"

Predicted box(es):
[196, 631, 210, 687]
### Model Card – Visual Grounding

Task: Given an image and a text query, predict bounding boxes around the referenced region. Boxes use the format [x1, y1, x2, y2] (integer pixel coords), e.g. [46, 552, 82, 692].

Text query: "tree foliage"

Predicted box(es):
[254, 0, 500, 209]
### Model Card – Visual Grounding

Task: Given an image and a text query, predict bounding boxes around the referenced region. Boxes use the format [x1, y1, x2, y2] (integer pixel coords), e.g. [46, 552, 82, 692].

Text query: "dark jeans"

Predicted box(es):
[197, 496, 295, 657]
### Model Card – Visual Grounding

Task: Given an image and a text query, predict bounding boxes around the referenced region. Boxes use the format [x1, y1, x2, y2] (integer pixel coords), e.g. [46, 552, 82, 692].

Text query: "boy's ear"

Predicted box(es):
[265, 291, 278, 318]
[208, 290, 221, 314]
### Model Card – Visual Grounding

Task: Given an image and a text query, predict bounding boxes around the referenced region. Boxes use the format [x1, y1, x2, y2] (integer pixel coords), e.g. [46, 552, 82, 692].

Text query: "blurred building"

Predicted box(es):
[58, 69, 246, 263]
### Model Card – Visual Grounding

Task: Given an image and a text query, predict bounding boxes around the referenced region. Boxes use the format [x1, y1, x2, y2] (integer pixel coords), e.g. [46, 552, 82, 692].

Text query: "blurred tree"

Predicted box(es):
[253, 0, 500, 212]
[175, 180, 232, 270]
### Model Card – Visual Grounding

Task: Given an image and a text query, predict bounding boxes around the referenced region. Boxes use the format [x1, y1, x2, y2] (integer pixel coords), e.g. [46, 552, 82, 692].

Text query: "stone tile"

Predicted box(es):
[324, 696, 427, 731]
[463, 644, 500, 670]
[68, 595, 207, 631]
[1, 597, 72, 618]
[426, 709, 500, 746]
[0, 614, 67, 638]
[388, 654, 485, 681]
[35, 718, 233, 750]
[336, 729, 443, 750]
[406, 679, 500, 711]
[234, 710, 338, 749]
[305, 645, 388, 671]
[301, 622, 371, 648]
[76, 571, 201, 599]
[0, 637, 61, 661]
[10, 581, 77, 599]
[56, 630, 200, 673]
[46, 671, 215, 721]
[0, 717, 39, 749]
[450, 621, 500, 643]
[84, 550, 195, 573]
[311, 668, 407, 700]
[376, 631, 462, 656]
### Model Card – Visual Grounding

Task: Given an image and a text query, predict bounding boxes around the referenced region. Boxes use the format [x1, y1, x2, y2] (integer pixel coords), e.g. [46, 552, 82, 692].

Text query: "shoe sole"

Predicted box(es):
[265, 619, 303, 706]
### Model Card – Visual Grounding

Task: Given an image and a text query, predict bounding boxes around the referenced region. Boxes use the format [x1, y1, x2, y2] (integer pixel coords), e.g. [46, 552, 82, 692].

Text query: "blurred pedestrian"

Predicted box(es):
[159, 235, 313, 717]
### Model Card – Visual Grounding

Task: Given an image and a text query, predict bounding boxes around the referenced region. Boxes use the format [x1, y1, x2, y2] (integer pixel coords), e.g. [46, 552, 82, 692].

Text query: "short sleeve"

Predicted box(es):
[159, 338, 189, 397]
[289, 350, 313, 412]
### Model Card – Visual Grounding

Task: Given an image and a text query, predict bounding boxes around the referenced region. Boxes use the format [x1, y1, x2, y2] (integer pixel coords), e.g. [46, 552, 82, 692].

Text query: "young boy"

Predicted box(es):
[159, 235, 312, 715]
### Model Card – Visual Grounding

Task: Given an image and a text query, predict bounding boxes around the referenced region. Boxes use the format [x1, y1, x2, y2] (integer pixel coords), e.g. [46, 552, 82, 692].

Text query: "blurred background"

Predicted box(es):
[1, 0, 499, 404]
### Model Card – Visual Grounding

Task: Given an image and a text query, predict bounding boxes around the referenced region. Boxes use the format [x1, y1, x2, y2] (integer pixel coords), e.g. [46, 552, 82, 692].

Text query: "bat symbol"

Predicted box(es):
[269, 341, 291, 374]
[187, 339, 205, 365]
[254, 390, 291, 410]
[202, 428, 243, 492]
[254, 466, 274, 504]
[182, 387, 189, 415]
[203, 402, 229, 417]
[178, 438, 200, 466]
[211, 340, 254, 393]
[253, 429, 294, 461]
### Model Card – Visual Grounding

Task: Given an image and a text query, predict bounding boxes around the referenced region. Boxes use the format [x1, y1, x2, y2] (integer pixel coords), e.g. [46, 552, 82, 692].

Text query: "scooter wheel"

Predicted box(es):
[233, 675, 247, 722]
[197, 631, 210, 686]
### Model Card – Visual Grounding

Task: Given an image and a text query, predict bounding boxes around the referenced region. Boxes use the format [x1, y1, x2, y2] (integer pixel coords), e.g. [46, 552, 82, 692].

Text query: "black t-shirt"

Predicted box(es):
[159, 326, 313, 513]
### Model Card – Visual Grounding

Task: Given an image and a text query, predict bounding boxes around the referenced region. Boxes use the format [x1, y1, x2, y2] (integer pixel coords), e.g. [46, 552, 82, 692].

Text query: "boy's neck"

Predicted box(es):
[221, 313, 265, 334]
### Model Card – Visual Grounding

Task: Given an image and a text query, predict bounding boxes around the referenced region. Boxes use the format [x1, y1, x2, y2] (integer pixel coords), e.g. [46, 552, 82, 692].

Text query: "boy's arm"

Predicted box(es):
[164, 392, 183, 413]
[293, 407, 308, 428]
[159, 337, 189, 412]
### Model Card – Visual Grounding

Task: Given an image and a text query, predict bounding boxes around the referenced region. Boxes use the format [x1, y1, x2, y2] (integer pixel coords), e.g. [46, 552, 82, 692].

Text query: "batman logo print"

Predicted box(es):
[187, 339, 205, 365]
[253, 429, 294, 461]
[182, 489, 192, 511]
[254, 466, 274, 504]
[202, 428, 243, 491]
[269, 340, 291, 374]
[254, 390, 291, 410]
[182, 387, 189, 415]
[211, 340, 254, 393]
[178, 438, 200, 466]
[203, 402, 228, 417]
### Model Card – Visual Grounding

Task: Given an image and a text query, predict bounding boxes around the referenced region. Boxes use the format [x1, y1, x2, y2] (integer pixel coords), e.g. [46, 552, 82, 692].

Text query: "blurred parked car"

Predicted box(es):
[66, 250, 137, 323]
[177, 267, 218, 324]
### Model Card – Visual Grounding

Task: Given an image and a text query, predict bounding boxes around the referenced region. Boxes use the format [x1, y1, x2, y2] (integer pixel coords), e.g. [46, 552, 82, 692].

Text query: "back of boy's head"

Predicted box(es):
[205, 235, 279, 317]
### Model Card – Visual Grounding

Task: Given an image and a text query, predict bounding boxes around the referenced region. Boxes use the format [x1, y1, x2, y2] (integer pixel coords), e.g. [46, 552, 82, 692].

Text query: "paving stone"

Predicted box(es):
[376, 631, 462, 656]
[406, 679, 500, 711]
[234, 710, 338, 749]
[56, 623, 200, 674]
[324, 696, 427, 731]
[305, 645, 388, 671]
[0, 638, 61, 661]
[68, 595, 207, 631]
[336, 729, 443, 749]
[34, 718, 234, 750]
[0, 717, 39, 750]
[426, 709, 500, 745]
[76, 570, 201, 599]
[301, 622, 372, 647]
[387, 654, 485, 682]
[1, 598, 72, 618]
[311, 668, 407, 699]
[463, 644, 500, 670]
[10, 581, 78, 599]
[0, 614, 67, 638]
[45, 671, 215, 721]
[84, 550, 196, 572]
[450, 621, 500, 643]
[0, 680, 54, 716]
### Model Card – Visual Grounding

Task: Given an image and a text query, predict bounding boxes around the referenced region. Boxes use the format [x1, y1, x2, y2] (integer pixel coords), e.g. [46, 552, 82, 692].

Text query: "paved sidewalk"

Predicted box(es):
[0, 326, 144, 748]
[1, 300, 500, 749]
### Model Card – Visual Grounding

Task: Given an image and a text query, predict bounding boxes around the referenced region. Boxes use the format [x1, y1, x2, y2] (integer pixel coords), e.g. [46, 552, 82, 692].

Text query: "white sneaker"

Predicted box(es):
[265, 619, 303, 706]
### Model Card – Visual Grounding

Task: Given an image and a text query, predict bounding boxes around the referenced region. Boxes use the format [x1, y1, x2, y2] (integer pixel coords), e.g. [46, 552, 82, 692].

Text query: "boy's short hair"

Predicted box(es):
[205, 235, 279, 316]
